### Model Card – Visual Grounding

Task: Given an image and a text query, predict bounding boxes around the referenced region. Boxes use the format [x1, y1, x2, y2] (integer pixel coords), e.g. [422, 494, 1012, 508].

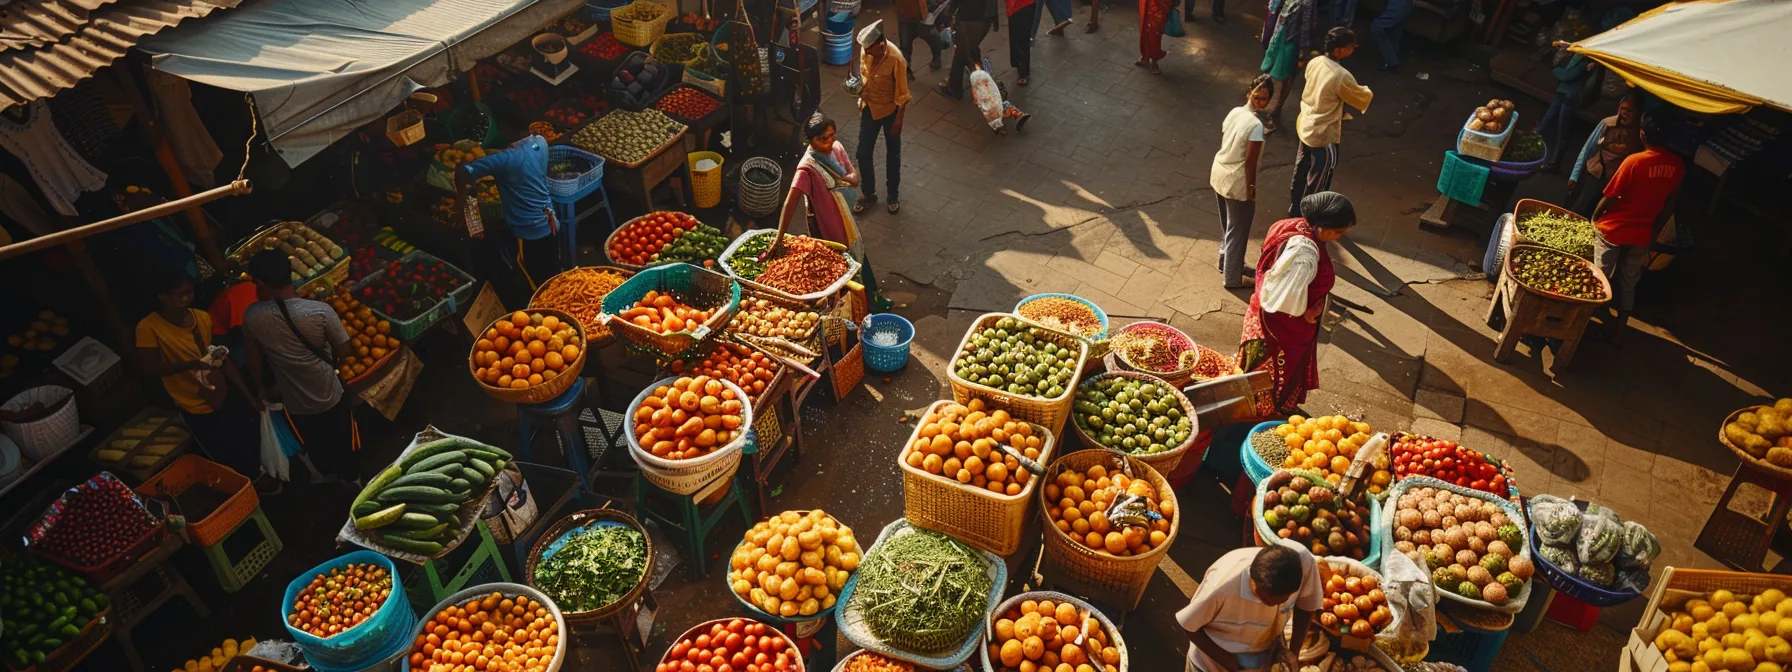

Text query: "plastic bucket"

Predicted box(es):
[821, 31, 853, 66]
[283, 550, 417, 670]
[861, 313, 913, 372]
[687, 151, 724, 208]
[825, 12, 856, 32]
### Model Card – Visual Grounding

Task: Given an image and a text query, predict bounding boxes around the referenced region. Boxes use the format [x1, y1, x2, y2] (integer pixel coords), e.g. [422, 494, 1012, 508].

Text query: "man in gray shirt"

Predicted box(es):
[242, 250, 358, 481]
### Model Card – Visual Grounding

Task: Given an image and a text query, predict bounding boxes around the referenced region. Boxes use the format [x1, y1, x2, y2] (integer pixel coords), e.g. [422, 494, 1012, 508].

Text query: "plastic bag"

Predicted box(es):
[1376, 549, 1437, 649]
[1616, 520, 1661, 570]
[969, 69, 1005, 130]
[1537, 543, 1578, 574]
[259, 406, 293, 481]
[1529, 495, 1581, 545]
[1575, 503, 1624, 565]
[1576, 560, 1615, 587]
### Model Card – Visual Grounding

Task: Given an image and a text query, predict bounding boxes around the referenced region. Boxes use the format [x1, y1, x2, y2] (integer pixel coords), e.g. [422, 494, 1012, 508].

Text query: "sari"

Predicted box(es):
[1140, 0, 1170, 61]
[788, 142, 886, 304]
[1238, 218, 1334, 414]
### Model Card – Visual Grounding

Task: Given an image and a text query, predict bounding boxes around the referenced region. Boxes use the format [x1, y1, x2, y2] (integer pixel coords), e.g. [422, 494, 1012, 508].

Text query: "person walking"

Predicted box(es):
[1568, 93, 1643, 216]
[1177, 541, 1322, 671]
[1184, 0, 1228, 25]
[1258, 0, 1319, 133]
[136, 270, 265, 483]
[855, 21, 910, 215]
[1590, 113, 1682, 344]
[1532, 48, 1596, 168]
[1289, 27, 1372, 216]
[938, 0, 1000, 100]
[1239, 192, 1355, 414]
[1084, 0, 1103, 32]
[241, 250, 360, 482]
[1138, 0, 1172, 74]
[1368, 0, 1411, 71]
[1044, 0, 1074, 35]
[1008, 0, 1039, 84]
[896, 0, 942, 77]
[1213, 76, 1274, 288]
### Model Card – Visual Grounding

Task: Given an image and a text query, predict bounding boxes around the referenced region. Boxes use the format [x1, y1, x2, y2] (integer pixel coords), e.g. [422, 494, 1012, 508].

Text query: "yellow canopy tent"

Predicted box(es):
[1568, 0, 1792, 115]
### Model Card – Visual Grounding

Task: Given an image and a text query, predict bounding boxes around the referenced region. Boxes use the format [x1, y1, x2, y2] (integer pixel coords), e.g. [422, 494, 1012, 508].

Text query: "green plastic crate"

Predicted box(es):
[351, 250, 477, 341]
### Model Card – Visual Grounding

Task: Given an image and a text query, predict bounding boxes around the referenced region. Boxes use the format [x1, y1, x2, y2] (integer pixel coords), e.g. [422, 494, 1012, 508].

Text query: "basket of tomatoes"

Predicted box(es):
[657, 618, 803, 672]
[604, 210, 702, 269]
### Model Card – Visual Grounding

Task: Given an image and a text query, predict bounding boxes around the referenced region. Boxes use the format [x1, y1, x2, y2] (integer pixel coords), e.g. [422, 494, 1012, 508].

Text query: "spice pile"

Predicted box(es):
[904, 400, 1044, 496]
[287, 562, 392, 637]
[848, 528, 994, 654]
[531, 268, 630, 341]
[728, 510, 859, 618]
[1073, 376, 1192, 455]
[1112, 328, 1195, 373]
[407, 591, 560, 671]
[1516, 211, 1597, 260]
[746, 236, 850, 295]
[533, 523, 648, 613]
[633, 376, 747, 460]
[1251, 428, 1292, 470]
[1016, 296, 1103, 337]
[1507, 246, 1606, 300]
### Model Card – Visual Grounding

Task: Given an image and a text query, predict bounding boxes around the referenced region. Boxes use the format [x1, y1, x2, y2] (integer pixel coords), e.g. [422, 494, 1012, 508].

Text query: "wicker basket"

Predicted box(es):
[1037, 451, 1178, 611]
[899, 400, 1056, 556]
[135, 454, 256, 547]
[612, 0, 674, 47]
[717, 230, 863, 305]
[1510, 198, 1596, 259]
[979, 591, 1129, 672]
[660, 619, 805, 672]
[2, 386, 79, 460]
[1717, 404, 1792, 479]
[1068, 371, 1200, 477]
[624, 376, 754, 495]
[946, 313, 1089, 438]
[403, 583, 566, 671]
[1108, 321, 1200, 387]
[529, 266, 638, 346]
[1501, 244, 1612, 304]
[523, 509, 654, 625]
[465, 308, 588, 404]
[599, 263, 741, 358]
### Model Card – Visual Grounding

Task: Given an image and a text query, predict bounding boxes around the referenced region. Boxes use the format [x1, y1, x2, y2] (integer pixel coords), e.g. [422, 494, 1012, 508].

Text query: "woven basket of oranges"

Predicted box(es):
[468, 309, 586, 403]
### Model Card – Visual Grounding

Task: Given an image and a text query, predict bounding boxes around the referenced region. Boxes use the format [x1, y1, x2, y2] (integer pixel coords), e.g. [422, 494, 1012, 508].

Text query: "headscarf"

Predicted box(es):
[1300, 192, 1355, 229]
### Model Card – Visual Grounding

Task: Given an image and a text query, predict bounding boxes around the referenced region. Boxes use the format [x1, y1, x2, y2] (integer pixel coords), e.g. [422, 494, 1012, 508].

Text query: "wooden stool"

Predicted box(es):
[199, 507, 283, 593]
[104, 535, 209, 672]
[403, 521, 513, 612]
[1695, 461, 1792, 572]
[633, 467, 754, 579]
[1484, 269, 1602, 371]
[570, 591, 660, 672]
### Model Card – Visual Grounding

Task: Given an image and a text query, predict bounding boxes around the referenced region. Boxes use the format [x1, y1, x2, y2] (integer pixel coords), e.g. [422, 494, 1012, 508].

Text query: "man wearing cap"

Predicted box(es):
[855, 20, 910, 216]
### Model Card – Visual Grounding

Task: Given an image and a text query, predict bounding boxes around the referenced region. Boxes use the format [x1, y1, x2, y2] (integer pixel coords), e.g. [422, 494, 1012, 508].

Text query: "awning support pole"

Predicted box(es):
[0, 180, 254, 260]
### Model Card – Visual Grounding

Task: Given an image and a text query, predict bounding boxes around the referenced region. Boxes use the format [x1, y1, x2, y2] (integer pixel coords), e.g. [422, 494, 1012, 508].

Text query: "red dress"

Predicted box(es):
[1239, 218, 1334, 414]
[1139, 0, 1169, 61]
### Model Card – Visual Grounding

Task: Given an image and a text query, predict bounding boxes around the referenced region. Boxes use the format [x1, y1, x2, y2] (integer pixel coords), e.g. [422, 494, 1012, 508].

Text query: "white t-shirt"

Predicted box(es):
[1211, 106, 1266, 202]
[1176, 541, 1324, 671]
[1259, 236, 1320, 316]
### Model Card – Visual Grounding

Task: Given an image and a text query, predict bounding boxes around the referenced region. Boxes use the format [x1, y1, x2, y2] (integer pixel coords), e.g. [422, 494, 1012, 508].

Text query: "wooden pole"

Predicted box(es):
[0, 180, 254, 260]
[114, 67, 227, 268]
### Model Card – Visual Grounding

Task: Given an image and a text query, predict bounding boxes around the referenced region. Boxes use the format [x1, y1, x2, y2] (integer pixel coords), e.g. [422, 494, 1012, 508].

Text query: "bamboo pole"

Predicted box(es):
[0, 180, 253, 260]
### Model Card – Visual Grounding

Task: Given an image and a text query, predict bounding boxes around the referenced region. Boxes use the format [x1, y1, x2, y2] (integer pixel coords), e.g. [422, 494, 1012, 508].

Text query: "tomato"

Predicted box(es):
[672, 642, 690, 660]
[696, 634, 712, 649]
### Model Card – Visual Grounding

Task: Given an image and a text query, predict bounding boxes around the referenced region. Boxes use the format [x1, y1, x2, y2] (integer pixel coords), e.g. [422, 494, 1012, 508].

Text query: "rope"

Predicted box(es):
[237, 93, 260, 182]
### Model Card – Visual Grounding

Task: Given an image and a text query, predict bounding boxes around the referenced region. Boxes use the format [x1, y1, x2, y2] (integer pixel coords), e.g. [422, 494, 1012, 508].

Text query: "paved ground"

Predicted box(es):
[78, 2, 1792, 670]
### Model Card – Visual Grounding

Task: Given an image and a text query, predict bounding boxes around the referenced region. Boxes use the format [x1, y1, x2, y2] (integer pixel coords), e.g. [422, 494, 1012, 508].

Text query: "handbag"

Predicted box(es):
[1165, 6, 1186, 36]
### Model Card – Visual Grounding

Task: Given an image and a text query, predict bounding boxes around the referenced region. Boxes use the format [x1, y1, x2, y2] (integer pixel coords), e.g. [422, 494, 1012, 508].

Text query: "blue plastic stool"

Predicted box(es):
[552, 186, 617, 269]
[518, 377, 600, 497]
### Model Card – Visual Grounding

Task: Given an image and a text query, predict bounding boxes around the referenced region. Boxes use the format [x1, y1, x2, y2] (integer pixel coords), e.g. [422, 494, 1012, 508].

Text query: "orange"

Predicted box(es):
[528, 373, 544, 385]
[511, 310, 531, 325]
[544, 352, 565, 370]
[561, 345, 580, 360]
[527, 341, 547, 357]
[510, 378, 530, 390]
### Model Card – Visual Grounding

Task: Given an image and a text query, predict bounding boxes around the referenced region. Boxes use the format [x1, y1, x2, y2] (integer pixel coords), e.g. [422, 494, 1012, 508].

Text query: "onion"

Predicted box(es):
[1476, 109, 1494, 123]
[1468, 119, 1485, 131]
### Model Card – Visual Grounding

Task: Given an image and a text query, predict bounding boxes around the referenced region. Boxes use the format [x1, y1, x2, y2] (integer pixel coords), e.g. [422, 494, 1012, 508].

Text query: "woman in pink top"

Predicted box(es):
[772, 115, 889, 309]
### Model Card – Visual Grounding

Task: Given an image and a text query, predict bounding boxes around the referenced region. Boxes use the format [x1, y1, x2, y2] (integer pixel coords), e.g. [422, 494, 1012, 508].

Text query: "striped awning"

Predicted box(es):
[0, 0, 242, 108]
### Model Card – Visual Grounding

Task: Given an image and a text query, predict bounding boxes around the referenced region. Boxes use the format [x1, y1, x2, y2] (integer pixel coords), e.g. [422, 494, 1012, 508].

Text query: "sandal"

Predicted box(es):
[854, 195, 878, 214]
[888, 201, 901, 214]
[935, 83, 961, 100]
[1148, 61, 1161, 75]
[1048, 20, 1071, 35]
[1017, 77, 1028, 86]
[1134, 58, 1147, 67]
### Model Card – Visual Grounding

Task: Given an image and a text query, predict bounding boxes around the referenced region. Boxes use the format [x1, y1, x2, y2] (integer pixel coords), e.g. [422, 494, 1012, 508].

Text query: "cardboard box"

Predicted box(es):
[1624, 608, 1670, 672]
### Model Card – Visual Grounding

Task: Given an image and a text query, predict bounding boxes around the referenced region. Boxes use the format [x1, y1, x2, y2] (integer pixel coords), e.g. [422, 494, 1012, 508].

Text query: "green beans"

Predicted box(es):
[1517, 212, 1598, 260]
[848, 529, 994, 654]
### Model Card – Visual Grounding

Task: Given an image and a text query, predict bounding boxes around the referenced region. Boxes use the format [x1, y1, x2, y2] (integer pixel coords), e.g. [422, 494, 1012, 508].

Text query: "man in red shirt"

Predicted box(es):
[1591, 112, 1682, 343]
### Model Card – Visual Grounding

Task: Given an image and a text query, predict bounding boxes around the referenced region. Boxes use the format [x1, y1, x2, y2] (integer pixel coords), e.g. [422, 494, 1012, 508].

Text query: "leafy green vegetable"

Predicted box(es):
[533, 524, 648, 612]
[1505, 130, 1545, 163]
[847, 528, 993, 654]
[728, 234, 773, 279]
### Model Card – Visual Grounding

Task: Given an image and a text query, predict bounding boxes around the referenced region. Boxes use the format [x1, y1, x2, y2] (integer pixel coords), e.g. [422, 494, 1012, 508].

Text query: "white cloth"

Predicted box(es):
[1176, 541, 1324, 672]
[1211, 105, 1266, 201]
[1296, 55, 1374, 148]
[1259, 235, 1319, 316]
[0, 100, 108, 216]
[149, 70, 224, 189]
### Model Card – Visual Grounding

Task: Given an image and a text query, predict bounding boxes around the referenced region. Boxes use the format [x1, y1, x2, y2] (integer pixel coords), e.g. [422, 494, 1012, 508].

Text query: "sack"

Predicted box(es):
[479, 463, 539, 545]
[1376, 550, 1437, 648]
[969, 69, 1005, 129]
[259, 407, 293, 481]
[1165, 7, 1186, 36]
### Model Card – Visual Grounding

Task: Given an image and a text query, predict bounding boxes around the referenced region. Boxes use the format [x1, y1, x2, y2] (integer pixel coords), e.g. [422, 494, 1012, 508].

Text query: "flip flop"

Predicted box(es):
[1148, 62, 1161, 75]
[853, 194, 878, 213]
[1017, 77, 1028, 86]
[887, 202, 901, 214]
[935, 82, 961, 100]
[1048, 20, 1071, 35]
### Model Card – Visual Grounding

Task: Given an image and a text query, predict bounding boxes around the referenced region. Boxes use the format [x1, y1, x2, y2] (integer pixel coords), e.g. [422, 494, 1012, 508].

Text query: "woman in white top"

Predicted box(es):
[1212, 75, 1274, 288]
[1238, 192, 1355, 415]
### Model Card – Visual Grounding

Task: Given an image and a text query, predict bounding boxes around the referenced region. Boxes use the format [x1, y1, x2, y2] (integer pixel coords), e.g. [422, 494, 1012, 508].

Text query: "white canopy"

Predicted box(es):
[140, 0, 584, 166]
[1569, 0, 1792, 115]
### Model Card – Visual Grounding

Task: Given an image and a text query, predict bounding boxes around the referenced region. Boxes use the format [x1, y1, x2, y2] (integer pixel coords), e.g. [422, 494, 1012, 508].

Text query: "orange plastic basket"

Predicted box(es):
[135, 454, 256, 547]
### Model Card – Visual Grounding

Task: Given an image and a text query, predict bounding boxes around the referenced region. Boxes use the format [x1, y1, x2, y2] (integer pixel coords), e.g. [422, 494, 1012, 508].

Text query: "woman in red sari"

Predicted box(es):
[1239, 192, 1355, 414]
[1138, 0, 1171, 74]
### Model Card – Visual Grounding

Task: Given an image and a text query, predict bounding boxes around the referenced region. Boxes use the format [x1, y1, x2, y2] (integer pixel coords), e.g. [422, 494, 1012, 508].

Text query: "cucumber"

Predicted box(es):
[397, 438, 466, 469]
[468, 458, 496, 479]
[463, 449, 504, 463]
[376, 535, 444, 555]
[447, 478, 471, 492]
[352, 465, 403, 512]
[389, 512, 443, 530]
[407, 450, 468, 474]
[396, 522, 451, 540]
[459, 466, 485, 483]
[352, 500, 385, 517]
[427, 462, 468, 475]
[378, 485, 465, 504]
[475, 442, 513, 460]
[353, 503, 408, 530]
[387, 472, 453, 489]
[404, 502, 461, 516]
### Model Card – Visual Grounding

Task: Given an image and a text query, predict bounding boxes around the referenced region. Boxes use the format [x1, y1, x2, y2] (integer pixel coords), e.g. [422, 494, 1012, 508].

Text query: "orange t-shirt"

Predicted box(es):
[1595, 148, 1684, 247]
[208, 282, 260, 336]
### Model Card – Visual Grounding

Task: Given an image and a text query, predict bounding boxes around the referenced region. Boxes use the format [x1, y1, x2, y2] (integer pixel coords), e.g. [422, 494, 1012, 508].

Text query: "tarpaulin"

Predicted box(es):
[1569, 0, 1792, 115]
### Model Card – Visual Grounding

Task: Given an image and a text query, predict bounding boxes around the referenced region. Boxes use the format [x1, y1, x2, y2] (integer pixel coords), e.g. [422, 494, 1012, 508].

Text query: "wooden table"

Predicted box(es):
[603, 133, 693, 211]
[1697, 461, 1792, 572]
[1484, 265, 1603, 372]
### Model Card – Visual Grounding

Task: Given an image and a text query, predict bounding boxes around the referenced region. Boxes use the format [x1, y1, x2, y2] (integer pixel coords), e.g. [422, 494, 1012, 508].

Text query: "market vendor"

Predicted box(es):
[770, 114, 892, 311]
[1590, 112, 1682, 344]
[455, 134, 563, 295]
[1177, 541, 1322, 672]
[135, 270, 264, 481]
[242, 250, 357, 484]
[1239, 192, 1355, 415]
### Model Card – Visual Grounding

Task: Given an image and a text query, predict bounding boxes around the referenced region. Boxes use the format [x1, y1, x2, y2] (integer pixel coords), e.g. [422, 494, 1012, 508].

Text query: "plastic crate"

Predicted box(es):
[598, 263, 741, 358]
[351, 251, 477, 341]
[545, 145, 606, 203]
[23, 473, 168, 584]
[1457, 110, 1519, 162]
[135, 454, 256, 547]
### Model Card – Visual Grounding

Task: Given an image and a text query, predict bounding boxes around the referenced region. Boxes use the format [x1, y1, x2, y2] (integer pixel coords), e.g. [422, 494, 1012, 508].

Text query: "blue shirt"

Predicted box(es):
[463, 135, 553, 240]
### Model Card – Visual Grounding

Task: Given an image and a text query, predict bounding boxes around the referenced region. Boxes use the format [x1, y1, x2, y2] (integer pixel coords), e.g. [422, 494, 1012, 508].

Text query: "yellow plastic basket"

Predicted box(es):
[612, 0, 672, 47]
[687, 151, 724, 208]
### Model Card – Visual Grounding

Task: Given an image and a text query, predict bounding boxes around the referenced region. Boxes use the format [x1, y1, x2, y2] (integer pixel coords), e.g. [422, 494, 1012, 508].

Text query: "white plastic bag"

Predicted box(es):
[259, 406, 292, 482]
[969, 69, 1005, 130]
[1377, 549, 1436, 649]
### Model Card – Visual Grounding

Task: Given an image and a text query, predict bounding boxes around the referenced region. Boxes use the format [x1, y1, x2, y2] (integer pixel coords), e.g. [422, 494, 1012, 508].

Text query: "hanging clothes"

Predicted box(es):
[0, 173, 56, 240]
[149, 71, 223, 189]
[0, 100, 108, 216]
[46, 80, 122, 164]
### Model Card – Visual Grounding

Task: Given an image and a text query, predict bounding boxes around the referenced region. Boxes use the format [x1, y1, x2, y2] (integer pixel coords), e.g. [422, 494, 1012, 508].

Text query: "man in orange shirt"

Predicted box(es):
[1591, 112, 1682, 343]
[856, 21, 911, 215]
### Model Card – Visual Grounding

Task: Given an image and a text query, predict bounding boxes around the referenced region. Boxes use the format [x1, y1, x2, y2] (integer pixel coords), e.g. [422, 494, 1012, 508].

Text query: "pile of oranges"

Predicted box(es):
[1044, 462, 1175, 557]
[472, 311, 581, 390]
[902, 399, 1044, 497]
[668, 341, 781, 402]
[324, 287, 396, 381]
[407, 591, 561, 672]
[1274, 414, 1374, 484]
[614, 290, 713, 334]
[634, 376, 746, 460]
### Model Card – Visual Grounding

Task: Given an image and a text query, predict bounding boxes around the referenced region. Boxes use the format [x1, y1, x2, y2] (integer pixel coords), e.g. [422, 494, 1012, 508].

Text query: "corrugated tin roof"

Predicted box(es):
[0, 0, 240, 108]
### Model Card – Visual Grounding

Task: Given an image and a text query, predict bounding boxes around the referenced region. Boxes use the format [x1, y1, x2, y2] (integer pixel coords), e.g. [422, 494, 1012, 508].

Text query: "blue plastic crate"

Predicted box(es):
[546, 145, 606, 203]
